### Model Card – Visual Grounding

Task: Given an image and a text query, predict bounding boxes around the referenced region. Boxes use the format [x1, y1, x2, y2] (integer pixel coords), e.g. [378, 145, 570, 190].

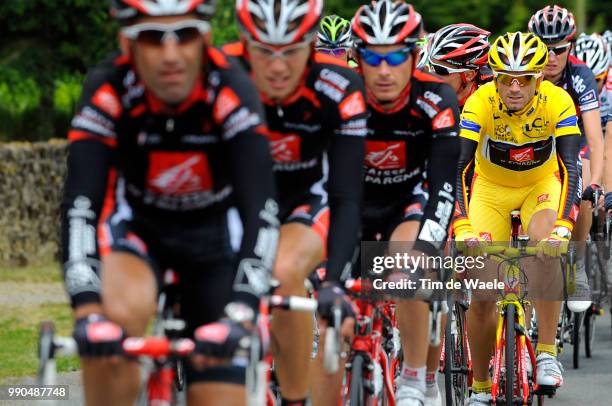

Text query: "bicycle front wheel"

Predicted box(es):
[349, 353, 365, 406]
[572, 311, 582, 369]
[504, 304, 516, 406]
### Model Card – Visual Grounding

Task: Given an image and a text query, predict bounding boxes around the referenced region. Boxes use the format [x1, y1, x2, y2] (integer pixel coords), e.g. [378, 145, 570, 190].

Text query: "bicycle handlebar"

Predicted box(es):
[268, 295, 317, 312]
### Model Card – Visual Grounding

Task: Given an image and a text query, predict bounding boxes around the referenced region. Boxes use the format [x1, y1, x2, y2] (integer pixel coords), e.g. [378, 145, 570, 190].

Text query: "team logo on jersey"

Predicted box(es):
[537, 193, 550, 205]
[365, 141, 406, 170]
[432, 108, 456, 130]
[509, 147, 534, 163]
[213, 86, 240, 123]
[339, 91, 366, 120]
[147, 152, 212, 195]
[578, 89, 597, 105]
[265, 131, 302, 163]
[479, 232, 492, 242]
[92, 84, 122, 119]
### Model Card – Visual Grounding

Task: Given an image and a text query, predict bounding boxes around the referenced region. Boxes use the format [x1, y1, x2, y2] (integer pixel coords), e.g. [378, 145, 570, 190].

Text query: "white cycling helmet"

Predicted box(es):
[573, 33, 611, 77]
[352, 0, 423, 47]
[236, 0, 323, 45]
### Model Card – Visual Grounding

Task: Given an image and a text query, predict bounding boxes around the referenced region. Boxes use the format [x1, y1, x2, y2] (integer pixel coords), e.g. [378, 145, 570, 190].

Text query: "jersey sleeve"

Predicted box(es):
[216, 58, 280, 311]
[61, 57, 121, 308]
[322, 66, 368, 283]
[573, 63, 601, 113]
[552, 87, 580, 137]
[413, 83, 461, 255]
[459, 89, 486, 142]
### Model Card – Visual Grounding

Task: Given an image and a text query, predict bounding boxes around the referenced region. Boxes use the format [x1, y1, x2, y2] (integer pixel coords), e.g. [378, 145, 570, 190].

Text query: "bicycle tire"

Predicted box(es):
[444, 300, 469, 406]
[349, 354, 365, 406]
[584, 311, 595, 358]
[444, 299, 454, 406]
[505, 304, 516, 406]
[37, 321, 55, 385]
[572, 312, 581, 369]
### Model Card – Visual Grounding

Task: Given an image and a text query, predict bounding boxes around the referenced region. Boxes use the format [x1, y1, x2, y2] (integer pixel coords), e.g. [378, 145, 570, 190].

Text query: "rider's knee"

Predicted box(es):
[103, 292, 155, 336]
[273, 255, 311, 294]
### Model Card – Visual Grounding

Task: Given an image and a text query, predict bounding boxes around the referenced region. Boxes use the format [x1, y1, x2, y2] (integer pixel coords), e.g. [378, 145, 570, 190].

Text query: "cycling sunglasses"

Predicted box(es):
[248, 40, 311, 59]
[316, 47, 348, 58]
[358, 46, 415, 67]
[547, 43, 572, 55]
[429, 61, 469, 76]
[121, 20, 211, 46]
[495, 72, 542, 87]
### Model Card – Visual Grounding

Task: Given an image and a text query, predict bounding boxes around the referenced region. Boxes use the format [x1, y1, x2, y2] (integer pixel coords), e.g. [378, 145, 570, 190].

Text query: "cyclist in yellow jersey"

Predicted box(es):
[453, 32, 581, 405]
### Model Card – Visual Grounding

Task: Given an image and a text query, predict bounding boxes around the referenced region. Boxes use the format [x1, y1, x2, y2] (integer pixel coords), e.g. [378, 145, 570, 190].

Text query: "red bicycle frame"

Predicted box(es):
[344, 278, 398, 405]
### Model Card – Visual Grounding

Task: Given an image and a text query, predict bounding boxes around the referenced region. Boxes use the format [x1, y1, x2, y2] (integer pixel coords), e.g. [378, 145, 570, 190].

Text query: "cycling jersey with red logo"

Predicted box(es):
[363, 69, 461, 255]
[61, 49, 279, 312]
[223, 43, 368, 283]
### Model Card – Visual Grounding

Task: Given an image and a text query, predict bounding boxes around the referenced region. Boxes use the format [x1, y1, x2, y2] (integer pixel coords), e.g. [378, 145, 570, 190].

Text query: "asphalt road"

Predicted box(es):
[3, 313, 612, 405]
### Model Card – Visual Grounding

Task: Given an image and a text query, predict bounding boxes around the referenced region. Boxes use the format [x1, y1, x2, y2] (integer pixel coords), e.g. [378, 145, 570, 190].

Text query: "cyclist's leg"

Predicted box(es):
[387, 188, 432, 396]
[465, 176, 515, 390]
[273, 200, 327, 401]
[521, 175, 563, 354]
[309, 316, 354, 406]
[82, 223, 159, 406]
[182, 259, 247, 406]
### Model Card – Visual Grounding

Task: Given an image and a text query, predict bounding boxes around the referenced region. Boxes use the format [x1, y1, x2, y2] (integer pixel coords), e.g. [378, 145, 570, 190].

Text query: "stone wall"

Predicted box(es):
[0, 140, 68, 266]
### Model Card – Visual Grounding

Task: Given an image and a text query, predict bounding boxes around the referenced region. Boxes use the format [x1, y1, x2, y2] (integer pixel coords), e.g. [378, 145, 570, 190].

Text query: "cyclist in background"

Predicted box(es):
[573, 33, 611, 131]
[316, 14, 357, 67]
[425, 24, 492, 107]
[62, 1, 279, 405]
[352, 1, 461, 404]
[455, 32, 581, 404]
[225, 1, 368, 404]
[529, 6, 604, 312]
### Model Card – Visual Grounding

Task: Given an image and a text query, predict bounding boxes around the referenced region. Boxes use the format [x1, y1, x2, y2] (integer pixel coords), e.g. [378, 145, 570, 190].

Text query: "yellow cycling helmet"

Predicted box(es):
[488, 32, 548, 73]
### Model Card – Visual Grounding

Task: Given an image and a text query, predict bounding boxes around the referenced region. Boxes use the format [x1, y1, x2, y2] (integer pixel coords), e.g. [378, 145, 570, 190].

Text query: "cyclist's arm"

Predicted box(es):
[325, 76, 368, 284]
[555, 134, 581, 229]
[218, 63, 280, 313]
[228, 127, 280, 311]
[326, 135, 365, 283]
[61, 64, 119, 314]
[413, 83, 461, 255]
[414, 136, 460, 255]
[61, 141, 113, 316]
[453, 138, 478, 229]
[582, 109, 604, 185]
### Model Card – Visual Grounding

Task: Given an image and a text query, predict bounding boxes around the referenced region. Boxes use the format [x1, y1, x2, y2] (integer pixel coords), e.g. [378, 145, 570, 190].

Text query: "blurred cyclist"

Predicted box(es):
[316, 14, 355, 66]
[62, 1, 279, 405]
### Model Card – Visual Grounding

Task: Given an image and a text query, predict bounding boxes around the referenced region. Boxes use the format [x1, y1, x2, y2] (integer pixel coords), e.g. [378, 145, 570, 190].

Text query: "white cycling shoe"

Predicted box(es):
[424, 385, 442, 406]
[535, 353, 564, 390]
[567, 261, 592, 313]
[467, 392, 492, 405]
[396, 385, 425, 406]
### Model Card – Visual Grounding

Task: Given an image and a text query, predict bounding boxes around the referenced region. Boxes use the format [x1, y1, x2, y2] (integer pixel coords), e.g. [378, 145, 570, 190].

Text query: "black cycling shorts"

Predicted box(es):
[99, 211, 245, 385]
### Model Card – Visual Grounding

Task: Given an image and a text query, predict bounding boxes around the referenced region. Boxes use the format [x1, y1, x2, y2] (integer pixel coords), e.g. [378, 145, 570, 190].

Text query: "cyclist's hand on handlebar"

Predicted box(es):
[582, 183, 603, 203]
[193, 318, 251, 364]
[316, 282, 356, 323]
[74, 314, 125, 357]
[537, 226, 570, 258]
[456, 230, 489, 257]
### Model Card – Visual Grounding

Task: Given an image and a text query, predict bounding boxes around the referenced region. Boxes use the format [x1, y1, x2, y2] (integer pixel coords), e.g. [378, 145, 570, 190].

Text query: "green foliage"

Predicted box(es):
[0, 1, 609, 141]
[53, 74, 83, 117]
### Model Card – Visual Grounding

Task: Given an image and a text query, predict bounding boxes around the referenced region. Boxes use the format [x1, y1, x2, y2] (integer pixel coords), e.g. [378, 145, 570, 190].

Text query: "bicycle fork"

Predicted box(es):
[491, 302, 535, 405]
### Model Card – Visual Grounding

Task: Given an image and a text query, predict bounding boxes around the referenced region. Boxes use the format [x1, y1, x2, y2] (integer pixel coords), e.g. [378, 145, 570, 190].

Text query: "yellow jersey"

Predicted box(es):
[460, 80, 580, 188]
